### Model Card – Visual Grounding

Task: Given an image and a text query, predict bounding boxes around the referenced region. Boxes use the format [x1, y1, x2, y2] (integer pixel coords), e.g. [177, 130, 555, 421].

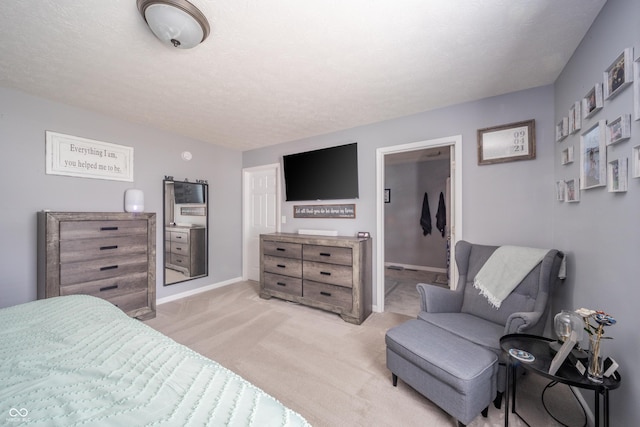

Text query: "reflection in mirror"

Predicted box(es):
[163, 178, 208, 285]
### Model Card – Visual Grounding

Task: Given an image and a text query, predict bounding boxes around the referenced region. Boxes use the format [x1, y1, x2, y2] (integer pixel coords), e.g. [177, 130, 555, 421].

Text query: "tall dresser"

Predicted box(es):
[37, 212, 156, 320]
[259, 232, 372, 324]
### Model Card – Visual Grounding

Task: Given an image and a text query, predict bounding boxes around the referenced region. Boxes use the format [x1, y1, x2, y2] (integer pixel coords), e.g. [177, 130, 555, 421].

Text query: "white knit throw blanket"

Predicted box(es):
[473, 246, 549, 309]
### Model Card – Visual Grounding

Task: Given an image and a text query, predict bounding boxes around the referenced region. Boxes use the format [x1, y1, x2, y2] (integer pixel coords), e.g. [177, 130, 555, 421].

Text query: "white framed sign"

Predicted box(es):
[45, 131, 134, 182]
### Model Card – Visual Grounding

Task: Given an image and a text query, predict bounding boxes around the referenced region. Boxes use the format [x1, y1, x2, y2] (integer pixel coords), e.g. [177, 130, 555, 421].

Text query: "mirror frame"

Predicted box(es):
[163, 178, 209, 286]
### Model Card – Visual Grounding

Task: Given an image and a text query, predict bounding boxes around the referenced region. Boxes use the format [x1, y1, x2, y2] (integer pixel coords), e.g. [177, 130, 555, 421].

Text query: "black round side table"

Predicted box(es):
[500, 333, 621, 427]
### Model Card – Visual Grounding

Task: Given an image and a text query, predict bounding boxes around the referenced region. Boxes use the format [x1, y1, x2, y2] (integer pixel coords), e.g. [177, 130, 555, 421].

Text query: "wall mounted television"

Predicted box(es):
[173, 181, 205, 204]
[283, 142, 359, 201]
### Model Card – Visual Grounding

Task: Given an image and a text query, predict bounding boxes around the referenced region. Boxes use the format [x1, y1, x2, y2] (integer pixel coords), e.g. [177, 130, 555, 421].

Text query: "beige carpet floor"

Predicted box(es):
[145, 281, 585, 427]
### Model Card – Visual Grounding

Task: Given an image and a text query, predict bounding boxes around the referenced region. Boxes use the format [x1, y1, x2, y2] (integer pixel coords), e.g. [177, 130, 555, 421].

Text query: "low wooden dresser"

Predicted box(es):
[37, 211, 156, 320]
[165, 225, 206, 277]
[259, 232, 372, 324]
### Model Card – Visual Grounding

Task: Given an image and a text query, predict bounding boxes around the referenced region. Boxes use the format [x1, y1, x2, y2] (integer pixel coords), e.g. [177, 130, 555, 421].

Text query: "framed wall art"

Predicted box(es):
[606, 114, 631, 145]
[607, 158, 628, 192]
[632, 145, 640, 179]
[45, 131, 134, 182]
[569, 102, 581, 133]
[556, 117, 569, 142]
[580, 120, 607, 190]
[556, 180, 566, 202]
[604, 47, 633, 100]
[566, 178, 580, 202]
[477, 119, 535, 165]
[561, 146, 574, 165]
[634, 58, 640, 121]
[582, 83, 604, 120]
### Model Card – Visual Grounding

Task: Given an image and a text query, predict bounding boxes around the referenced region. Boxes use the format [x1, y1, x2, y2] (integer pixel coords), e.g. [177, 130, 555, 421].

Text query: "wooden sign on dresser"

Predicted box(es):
[37, 211, 156, 320]
[260, 232, 372, 324]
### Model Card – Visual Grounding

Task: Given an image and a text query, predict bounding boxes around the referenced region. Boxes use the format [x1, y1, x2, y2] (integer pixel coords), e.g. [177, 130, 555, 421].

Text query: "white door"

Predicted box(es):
[243, 164, 280, 281]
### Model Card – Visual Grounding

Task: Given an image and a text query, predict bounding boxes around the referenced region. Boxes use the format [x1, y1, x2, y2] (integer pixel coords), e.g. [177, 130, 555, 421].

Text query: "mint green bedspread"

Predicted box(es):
[0, 295, 310, 426]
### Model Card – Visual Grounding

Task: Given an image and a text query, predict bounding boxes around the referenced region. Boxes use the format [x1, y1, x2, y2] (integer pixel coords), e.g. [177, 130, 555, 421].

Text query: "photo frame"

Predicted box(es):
[569, 102, 581, 133]
[556, 181, 566, 202]
[580, 120, 607, 189]
[634, 58, 640, 121]
[607, 158, 628, 192]
[561, 146, 574, 165]
[606, 114, 631, 145]
[566, 178, 580, 202]
[604, 47, 633, 100]
[556, 117, 569, 142]
[582, 83, 603, 120]
[632, 145, 640, 178]
[384, 189, 391, 203]
[477, 119, 535, 165]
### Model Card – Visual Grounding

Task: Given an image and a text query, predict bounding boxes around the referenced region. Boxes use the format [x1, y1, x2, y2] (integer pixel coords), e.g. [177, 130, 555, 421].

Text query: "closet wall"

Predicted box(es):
[384, 157, 449, 270]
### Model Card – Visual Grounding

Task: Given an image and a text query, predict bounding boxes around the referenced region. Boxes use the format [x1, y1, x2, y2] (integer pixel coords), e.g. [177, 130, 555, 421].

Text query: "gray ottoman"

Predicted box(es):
[385, 319, 498, 426]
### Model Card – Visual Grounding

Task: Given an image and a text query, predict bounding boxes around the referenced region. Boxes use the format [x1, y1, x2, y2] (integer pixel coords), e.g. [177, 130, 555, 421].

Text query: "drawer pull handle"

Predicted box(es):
[101, 226, 118, 231]
[176, 247, 182, 251]
[276, 248, 286, 252]
[276, 282, 287, 287]
[320, 252, 331, 257]
[277, 264, 286, 268]
[320, 291, 332, 297]
[100, 285, 118, 292]
[100, 245, 118, 250]
[320, 271, 331, 276]
[100, 265, 118, 271]
[175, 236, 183, 239]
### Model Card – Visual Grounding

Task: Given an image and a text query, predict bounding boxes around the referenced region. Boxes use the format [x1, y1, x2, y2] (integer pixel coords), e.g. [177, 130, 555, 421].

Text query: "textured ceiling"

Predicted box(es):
[0, 1, 606, 151]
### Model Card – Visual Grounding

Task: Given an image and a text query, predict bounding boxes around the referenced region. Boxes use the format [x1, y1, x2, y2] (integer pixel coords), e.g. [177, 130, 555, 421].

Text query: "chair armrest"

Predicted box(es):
[416, 283, 463, 313]
[504, 311, 543, 334]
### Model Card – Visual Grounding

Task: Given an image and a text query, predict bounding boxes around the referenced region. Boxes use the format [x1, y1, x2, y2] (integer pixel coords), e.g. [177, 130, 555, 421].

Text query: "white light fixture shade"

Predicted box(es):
[137, 0, 210, 49]
[124, 189, 145, 212]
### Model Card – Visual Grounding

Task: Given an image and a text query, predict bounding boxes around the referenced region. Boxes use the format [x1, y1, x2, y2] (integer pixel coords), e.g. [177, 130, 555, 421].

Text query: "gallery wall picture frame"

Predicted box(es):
[566, 178, 580, 202]
[556, 180, 566, 202]
[582, 83, 604, 120]
[603, 47, 633, 100]
[607, 158, 628, 192]
[632, 145, 640, 179]
[556, 117, 569, 142]
[477, 119, 535, 165]
[561, 146, 574, 165]
[634, 58, 640, 121]
[606, 114, 631, 145]
[580, 120, 607, 190]
[569, 102, 581, 134]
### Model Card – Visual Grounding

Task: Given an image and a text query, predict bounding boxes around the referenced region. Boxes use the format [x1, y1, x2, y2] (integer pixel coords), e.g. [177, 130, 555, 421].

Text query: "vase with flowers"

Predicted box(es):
[575, 308, 616, 383]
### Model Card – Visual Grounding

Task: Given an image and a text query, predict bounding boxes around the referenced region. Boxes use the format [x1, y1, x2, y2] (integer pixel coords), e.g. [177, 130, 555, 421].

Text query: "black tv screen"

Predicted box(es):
[173, 182, 205, 204]
[283, 143, 359, 201]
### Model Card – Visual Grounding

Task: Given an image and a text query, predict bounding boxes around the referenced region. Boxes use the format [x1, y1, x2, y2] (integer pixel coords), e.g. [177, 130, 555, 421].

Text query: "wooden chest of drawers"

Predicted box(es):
[259, 233, 372, 324]
[165, 226, 206, 277]
[37, 212, 156, 320]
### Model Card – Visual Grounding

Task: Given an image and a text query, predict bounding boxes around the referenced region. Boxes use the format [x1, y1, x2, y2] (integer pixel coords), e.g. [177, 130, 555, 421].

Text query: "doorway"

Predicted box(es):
[242, 163, 281, 281]
[375, 135, 462, 313]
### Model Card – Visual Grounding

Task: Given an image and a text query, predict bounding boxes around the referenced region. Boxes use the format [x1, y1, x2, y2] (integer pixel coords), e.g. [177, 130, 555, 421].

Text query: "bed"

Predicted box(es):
[0, 295, 310, 426]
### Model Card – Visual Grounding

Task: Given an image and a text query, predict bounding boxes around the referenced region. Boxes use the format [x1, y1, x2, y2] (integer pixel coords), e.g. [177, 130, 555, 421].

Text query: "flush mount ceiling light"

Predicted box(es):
[137, 0, 210, 49]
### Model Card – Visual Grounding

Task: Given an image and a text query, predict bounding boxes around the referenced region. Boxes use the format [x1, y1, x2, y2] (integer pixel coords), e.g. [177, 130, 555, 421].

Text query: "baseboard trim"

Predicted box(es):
[157, 276, 243, 305]
[384, 262, 447, 274]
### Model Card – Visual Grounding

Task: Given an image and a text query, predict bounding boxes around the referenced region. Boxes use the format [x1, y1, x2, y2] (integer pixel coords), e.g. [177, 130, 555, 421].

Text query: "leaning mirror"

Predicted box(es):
[163, 178, 208, 285]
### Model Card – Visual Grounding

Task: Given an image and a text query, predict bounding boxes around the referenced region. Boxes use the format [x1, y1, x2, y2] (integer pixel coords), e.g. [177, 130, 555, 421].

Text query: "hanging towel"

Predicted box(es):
[436, 191, 446, 237]
[420, 192, 432, 235]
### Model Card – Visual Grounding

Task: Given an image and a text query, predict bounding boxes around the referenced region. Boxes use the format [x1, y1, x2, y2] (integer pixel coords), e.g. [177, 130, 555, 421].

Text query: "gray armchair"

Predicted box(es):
[385, 240, 564, 426]
[417, 240, 565, 396]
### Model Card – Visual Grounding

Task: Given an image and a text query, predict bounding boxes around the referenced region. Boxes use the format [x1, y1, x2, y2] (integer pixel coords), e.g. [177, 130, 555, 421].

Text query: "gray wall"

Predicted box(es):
[553, 0, 639, 424]
[0, 88, 243, 308]
[243, 84, 557, 308]
[385, 159, 449, 269]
